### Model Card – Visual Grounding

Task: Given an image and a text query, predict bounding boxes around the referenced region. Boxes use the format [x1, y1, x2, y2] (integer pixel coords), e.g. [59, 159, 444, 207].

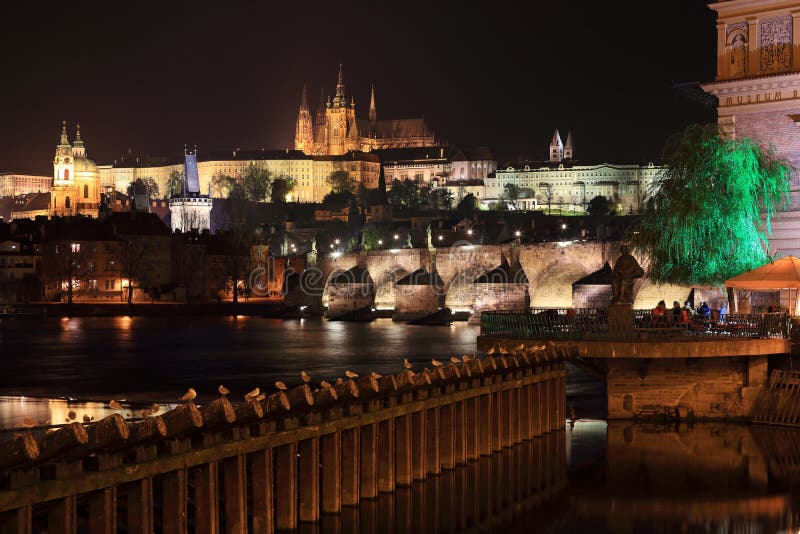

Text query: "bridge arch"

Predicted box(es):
[373, 265, 411, 311]
[529, 260, 591, 309]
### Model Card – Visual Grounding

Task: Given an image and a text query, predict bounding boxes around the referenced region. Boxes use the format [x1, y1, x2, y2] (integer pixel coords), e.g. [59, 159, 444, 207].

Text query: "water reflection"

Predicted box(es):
[329, 432, 567, 533]
[557, 421, 799, 533]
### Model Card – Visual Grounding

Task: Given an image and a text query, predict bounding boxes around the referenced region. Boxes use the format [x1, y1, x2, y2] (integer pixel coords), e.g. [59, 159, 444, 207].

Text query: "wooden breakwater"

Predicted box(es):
[0, 346, 569, 533]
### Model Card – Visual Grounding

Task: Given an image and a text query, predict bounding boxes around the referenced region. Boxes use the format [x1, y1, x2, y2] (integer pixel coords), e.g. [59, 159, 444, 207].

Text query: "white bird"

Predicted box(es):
[345, 370, 358, 379]
[218, 385, 230, 396]
[109, 400, 122, 410]
[275, 381, 288, 391]
[371, 372, 382, 379]
[320, 380, 333, 390]
[300, 371, 311, 383]
[486, 347, 496, 355]
[255, 393, 266, 402]
[179, 388, 197, 402]
[245, 387, 261, 400]
[431, 359, 443, 367]
[450, 356, 460, 364]
[403, 358, 413, 369]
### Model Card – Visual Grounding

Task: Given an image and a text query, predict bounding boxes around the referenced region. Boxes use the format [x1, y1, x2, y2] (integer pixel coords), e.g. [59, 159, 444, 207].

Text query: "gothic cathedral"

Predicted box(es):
[294, 65, 436, 156]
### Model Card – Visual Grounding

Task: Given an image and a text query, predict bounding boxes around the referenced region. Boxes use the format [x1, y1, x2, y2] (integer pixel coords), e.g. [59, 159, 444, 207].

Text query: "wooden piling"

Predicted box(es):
[250, 448, 274, 534]
[340, 427, 360, 506]
[275, 443, 298, 530]
[377, 419, 395, 493]
[47, 495, 76, 534]
[395, 413, 412, 486]
[425, 407, 440, 475]
[161, 469, 186, 534]
[440, 403, 456, 470]
[359, 423, 378, 499]
[88, 487, 116, 534]
[193, 463, 217, 534]
[298, 438, 320, 523]
[126, 478, 153, 534]
[223, 455, 247, 533]
[411, 410, 427, 481]
[321, 432, 341, 514]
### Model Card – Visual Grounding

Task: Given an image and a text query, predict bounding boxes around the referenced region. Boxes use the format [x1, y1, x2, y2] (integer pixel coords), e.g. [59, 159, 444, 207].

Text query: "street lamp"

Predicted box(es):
[467, 229, 473, 236]
[514, 230, 521, 238]
[378, 239, 383, 245]
[393, 234, 399, 240]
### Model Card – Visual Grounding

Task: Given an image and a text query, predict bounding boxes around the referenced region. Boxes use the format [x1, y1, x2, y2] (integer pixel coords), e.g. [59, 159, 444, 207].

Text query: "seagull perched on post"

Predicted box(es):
[431, 359, 443, 367]
[245, 387, 261, 400]
[345, 370, 358, 379]
[274, 381, 288, 391]
[218, 385, 230, 396]
[109, 400, 122, 410]
[179, 388, 197, 402]
[403, 358, 413, 370]
[300, 371, 311, 383]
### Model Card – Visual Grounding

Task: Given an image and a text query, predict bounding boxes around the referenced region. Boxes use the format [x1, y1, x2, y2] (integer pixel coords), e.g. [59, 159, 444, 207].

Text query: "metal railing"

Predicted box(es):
[482, 309, 790, 340]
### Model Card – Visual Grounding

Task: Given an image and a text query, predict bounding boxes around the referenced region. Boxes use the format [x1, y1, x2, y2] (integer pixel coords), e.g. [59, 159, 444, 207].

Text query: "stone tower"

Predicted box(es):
[52, 121, 76, 215]
[314, 89, 327, 153]
[563, 131, 574, 159]
[325, 64, 358, 156]
[549, 129, 564, 162]
[703, 1, 800, 256]
[294, 84, 314, 153]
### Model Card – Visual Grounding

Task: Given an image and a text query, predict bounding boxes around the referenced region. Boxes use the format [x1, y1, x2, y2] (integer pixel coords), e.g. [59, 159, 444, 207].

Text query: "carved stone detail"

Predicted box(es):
[760, 15, 792, 73]
[728, 22, 748, 78]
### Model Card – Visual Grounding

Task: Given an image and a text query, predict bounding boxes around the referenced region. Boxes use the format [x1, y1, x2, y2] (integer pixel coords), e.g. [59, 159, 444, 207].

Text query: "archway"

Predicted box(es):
[529, 261, 590, 309]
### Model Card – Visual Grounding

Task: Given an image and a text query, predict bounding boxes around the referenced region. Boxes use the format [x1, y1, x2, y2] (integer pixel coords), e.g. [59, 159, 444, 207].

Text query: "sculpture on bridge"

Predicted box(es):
[611, 245, 644, 305]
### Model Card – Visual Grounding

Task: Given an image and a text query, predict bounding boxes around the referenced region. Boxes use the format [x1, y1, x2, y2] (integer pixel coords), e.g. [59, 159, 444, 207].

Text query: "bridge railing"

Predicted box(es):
[482, 309, 790, 340]
[0, 347, 569, 533]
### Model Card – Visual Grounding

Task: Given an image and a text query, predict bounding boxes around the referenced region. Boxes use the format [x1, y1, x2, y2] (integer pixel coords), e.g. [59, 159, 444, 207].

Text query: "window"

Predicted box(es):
[63, 169, 69, 181]
[71, 243, 80, 253]
[65, 196, 71, 209]
[84, 184, 89, 198]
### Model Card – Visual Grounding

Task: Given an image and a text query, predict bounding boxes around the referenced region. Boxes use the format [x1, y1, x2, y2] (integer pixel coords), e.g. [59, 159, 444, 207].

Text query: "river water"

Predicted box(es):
[3, 317, 797, 531]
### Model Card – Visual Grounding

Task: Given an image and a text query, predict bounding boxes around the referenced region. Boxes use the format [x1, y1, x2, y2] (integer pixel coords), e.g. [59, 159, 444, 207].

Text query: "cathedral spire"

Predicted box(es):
[549, 129, 564, 162]
[333, 63, 347, 107]
[72, 123, 85, 157]
[300, 84, 308, 110]
[58, 121, 70, 147]
[369, 84, 377, 124]
[564, 131, 574, 159]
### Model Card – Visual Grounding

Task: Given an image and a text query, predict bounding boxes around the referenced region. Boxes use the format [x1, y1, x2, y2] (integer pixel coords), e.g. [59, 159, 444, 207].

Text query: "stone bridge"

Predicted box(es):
[314, 242, 632, 315]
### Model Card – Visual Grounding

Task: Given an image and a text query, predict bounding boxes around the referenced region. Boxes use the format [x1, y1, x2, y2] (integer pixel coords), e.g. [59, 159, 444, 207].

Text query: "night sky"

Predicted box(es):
[2, 1, 716, 175]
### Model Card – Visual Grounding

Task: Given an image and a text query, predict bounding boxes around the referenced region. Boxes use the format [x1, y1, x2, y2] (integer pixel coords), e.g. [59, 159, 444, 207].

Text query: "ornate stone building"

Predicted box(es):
[486, 131, 662, 213]
[702, 0, 800, 255]
[294, 65, 437, 156]
[51, 122, 101, 217]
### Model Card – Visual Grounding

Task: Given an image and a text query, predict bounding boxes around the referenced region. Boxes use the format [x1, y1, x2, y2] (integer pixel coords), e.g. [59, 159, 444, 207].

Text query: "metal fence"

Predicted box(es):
[481, 309, 790, 340]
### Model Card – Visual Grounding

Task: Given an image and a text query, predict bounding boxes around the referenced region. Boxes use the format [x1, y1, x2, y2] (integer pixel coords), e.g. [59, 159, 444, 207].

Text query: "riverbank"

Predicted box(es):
[2, 300, 294, 318]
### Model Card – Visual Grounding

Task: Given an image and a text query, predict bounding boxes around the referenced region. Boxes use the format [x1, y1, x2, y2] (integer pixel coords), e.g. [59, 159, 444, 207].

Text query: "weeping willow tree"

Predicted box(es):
[634, 124, 791, 286]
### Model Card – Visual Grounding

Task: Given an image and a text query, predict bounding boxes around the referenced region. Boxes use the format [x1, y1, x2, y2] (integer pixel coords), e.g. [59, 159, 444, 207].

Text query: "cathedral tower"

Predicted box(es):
[52, 121, 76, 215]
[294, 84, 314, 153]
[549, 129, 564, 162]
[563, 131, 574, 160]
[326, 64, 358, 155]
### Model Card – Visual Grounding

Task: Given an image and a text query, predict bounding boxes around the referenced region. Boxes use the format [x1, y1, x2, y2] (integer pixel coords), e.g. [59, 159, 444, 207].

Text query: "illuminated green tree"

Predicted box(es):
[635, 124, 791, 286]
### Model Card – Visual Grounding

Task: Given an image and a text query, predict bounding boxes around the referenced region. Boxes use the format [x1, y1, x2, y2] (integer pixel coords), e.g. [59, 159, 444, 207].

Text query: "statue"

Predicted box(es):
[729, 33, 747, 78]
[611, 245, 644, 305]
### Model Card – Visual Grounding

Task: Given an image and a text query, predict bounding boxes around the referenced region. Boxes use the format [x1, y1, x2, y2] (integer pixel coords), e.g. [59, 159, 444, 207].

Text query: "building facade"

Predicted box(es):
[169, 151, 212, 233]
[294, 65, 437, 156]
[485, 132, 661, 213]
[0, 174, 51, 197]
[702, 0, 800, 255]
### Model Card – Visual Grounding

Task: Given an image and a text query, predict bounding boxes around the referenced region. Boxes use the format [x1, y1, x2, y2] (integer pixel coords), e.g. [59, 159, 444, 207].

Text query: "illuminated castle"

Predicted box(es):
[294, 65, 437, 156]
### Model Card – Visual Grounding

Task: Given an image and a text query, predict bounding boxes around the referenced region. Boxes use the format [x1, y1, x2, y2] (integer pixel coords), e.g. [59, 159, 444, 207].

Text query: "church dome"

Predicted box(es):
[73, 156, 98, 173]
